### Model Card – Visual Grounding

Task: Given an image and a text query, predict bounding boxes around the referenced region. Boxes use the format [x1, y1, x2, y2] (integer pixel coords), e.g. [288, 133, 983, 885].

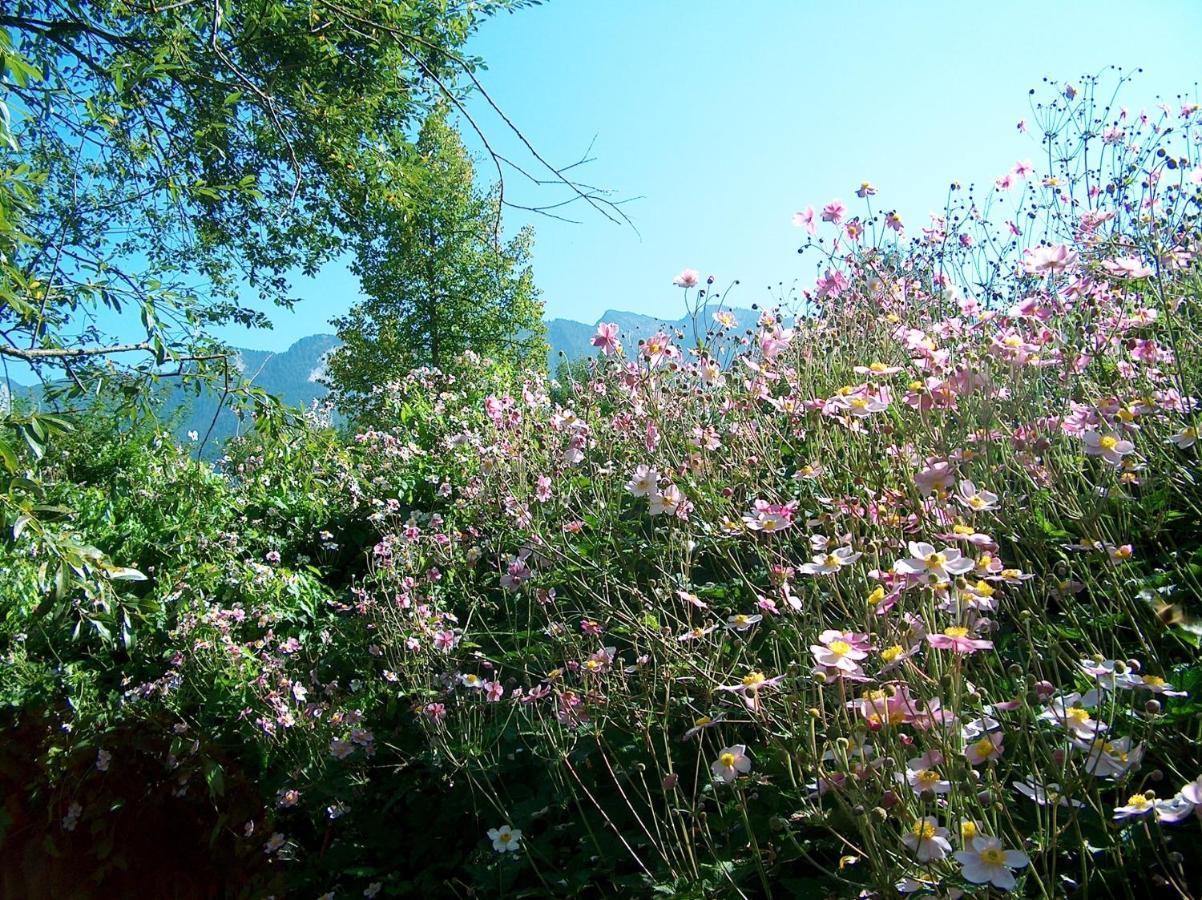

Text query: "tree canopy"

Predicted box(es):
[326, 105, 545, 416]
[0, 0, 540, 394]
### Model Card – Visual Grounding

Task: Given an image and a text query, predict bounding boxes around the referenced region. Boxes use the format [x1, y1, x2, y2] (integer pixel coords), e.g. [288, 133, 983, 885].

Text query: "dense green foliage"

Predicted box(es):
[327, 106, 544, 419]
[0, 0, 502, 379]
[0, 0, 542, 626]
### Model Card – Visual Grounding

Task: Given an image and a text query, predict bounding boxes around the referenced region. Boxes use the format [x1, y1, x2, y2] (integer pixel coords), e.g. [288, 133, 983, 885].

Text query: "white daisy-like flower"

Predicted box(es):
[711, 745, 752, 783]
[902, 816, 952, 862]
[954, 835, 1029, 890]
[487, 824, 523, 853]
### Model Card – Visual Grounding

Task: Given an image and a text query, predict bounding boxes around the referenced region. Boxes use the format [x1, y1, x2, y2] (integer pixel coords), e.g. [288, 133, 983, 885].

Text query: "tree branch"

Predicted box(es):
[0, 342, 226, 362]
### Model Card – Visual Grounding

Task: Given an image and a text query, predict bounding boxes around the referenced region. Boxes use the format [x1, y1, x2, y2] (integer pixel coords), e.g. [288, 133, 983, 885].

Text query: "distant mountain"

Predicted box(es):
[157, 333, 340, 450]
[9, 334, 339, 457]
[11, 308, 757, 453]
[545, 306, 760, 369]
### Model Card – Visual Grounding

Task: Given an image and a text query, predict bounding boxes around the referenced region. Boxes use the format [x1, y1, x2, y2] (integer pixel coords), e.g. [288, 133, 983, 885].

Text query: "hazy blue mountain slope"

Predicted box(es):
[11, 309, 758, 453]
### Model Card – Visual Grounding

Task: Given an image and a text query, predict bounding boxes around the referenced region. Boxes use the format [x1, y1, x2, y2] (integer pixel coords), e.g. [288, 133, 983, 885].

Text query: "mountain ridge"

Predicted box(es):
[10, 307, 759, 451]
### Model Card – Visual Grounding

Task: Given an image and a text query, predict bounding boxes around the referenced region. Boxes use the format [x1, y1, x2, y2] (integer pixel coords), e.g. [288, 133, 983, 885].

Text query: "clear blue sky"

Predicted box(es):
[215, 0, 1202, 351]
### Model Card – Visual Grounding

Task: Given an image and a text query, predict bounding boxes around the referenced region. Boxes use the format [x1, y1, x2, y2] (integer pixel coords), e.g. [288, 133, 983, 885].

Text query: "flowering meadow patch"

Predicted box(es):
[351, 78, 1202, 897]
[3, 78, 1202, 897]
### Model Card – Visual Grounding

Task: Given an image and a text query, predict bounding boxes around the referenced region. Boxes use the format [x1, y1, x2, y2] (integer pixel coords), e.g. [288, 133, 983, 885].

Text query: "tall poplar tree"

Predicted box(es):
[326, 107, 545, 413]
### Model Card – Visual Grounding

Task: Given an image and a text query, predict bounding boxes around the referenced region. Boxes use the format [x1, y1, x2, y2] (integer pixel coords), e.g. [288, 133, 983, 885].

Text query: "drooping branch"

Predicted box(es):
[0, 342, 226, 362]
[317, 0, 637, 234]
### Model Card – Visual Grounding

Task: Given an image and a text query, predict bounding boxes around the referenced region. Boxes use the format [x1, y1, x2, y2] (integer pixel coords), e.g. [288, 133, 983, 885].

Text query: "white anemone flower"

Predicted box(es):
[954, 835, 1029, 890]
[711, 745, 752, 783]
[487, 825, 523, 853]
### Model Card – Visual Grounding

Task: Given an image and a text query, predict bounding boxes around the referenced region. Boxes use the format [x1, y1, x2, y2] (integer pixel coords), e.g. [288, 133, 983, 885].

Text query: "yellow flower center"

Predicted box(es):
[953, 524, 975, 535]
[974, 737, 995, 758]
[499, 832, 512, 843]
[867, 587, 886, 605]
[824, 554, 843, 569]
[1143, 676, 1165, 688]
[1099, 435, 1118, 451]
[968, 496, 987, 509]
[742, 672, 766, 688]
[979, 847, 1007, 866]
[943, 626, 969, 638]
[973, 580, 995, 597]
[1126, 794, 1151, 810]
[828, 640, 852, 656]
[916, 769, 940, 787]
[734, 614, 749, 625]
[880, 645, 903, 663]
[1001, 568, 1020, 579]
[926, 553, 947, 570]
[719, 752, 737, 769]
[869, 362, 888, 372]
[911, 820, 936, 840]
[961, 821, 978, 840]
[1066, 706, 1091, 725]
[694, 716, 712, 727]
[850, 398, 869, 409]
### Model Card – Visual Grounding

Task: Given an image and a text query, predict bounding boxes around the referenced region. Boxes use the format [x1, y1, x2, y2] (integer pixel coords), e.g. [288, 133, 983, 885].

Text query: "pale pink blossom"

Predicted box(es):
[903, 817, 952, 862]
[626, 465, 660, 497]
[792, 206, 817, 235]
[711, 745, 752, 783]
[591, 322, 622, 355]
[965, 732, 1004, 765]
[894, 542, 975, 583]
[955, 836, 1029, 890]
[926, 626, 993, 655]
[821, 199, 846, 224]
[798, 546, 862, 575]
[672, 268, 700, 288]
[957, 480, 999, 513]
[1022, 244, 1079, 275]
[1083, 430, 1135, 465]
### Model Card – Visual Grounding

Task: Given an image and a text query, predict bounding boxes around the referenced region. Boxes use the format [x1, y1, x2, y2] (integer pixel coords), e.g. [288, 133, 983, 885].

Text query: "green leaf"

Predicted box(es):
[203, 759, 226, 798]
[0, 436, 17, 473]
